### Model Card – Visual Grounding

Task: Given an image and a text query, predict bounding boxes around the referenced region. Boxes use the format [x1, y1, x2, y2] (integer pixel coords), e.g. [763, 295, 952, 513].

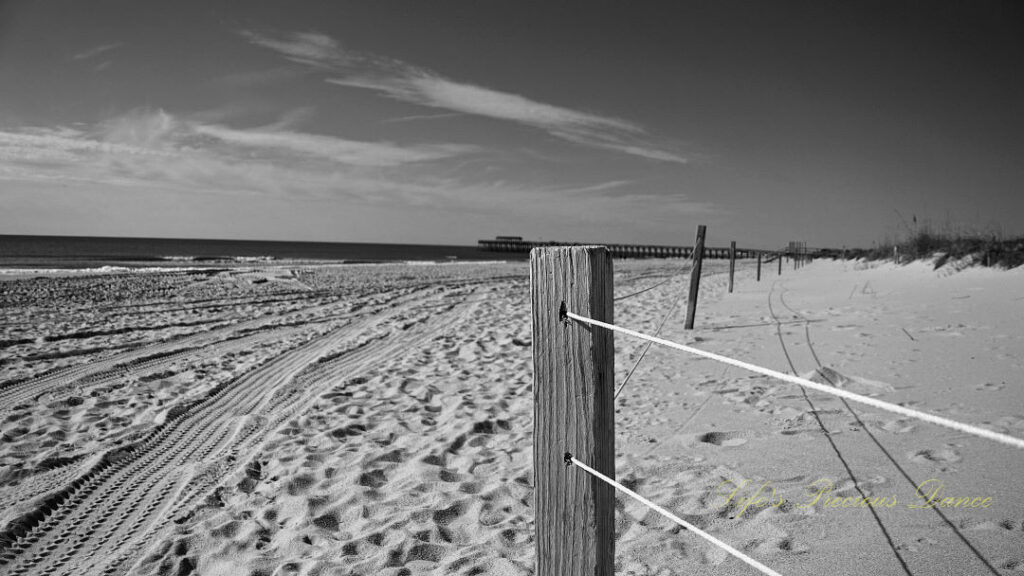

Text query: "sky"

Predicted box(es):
[1, 1, 1022, 249]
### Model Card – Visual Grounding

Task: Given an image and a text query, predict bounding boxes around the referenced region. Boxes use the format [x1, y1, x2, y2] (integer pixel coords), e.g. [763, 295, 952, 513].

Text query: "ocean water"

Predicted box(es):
[0, 235, 521, 269]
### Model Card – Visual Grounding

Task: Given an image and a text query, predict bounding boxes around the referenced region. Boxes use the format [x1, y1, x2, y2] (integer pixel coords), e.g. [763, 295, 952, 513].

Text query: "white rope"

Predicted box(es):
[567, 312, 1024, 451]
[568, 456, 784, 576]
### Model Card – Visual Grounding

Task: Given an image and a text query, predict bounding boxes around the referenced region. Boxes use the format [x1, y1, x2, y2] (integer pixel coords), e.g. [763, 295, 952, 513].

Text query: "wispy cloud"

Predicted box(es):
[72, 42, 124, 61]
[239, 31, 342, 69]
[0, 109, 478, 197]
[191, 124, 476, 166]
[555, 180, 632, 194]
[0, 109, 712, 231]
[242, 30, 688, 164]
[384, 112, 465, 123]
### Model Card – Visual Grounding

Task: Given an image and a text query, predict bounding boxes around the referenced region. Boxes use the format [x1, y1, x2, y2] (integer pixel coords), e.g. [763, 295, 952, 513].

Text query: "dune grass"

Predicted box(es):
[848, 231, 1024, 269]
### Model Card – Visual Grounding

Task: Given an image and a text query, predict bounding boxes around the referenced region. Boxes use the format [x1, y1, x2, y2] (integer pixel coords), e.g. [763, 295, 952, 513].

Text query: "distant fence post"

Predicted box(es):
[778, 252, 782, 276]
[685, 225, 707, 329]
[531, 246, 614, 576]
[728, 241, 736, 293]
[756, 252, 762, 282]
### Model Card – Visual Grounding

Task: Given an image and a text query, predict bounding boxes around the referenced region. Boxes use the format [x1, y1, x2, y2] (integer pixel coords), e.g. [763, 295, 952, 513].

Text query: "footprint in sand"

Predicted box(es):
[898, 536, 940, 553]
[1000, 559, 1024, 571]
[998, 519, 1022, 531]
[958, 517, 1023, 533]
[877, 418, 916, 434]
[285, 473, 317, 495]
[992, 415, 1024, 431]
[697, 431, 748, 447]
[750, 535, 811, 557]
[810, 367, 894, 395]
[909, 444, 961, 464]
[357, 469, 388, 488]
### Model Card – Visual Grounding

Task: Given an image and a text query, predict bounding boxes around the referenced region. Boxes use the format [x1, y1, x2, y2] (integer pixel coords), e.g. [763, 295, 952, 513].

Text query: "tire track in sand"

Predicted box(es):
[768, 281, 914, 576]
[0, 287, 387, 412]
[0, 281, 483, 576]
[773, 284, 1002, 576]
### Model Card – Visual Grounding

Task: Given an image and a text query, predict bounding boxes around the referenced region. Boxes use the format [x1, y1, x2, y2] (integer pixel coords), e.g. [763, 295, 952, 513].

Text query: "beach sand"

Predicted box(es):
[0, 257, 1021, 575]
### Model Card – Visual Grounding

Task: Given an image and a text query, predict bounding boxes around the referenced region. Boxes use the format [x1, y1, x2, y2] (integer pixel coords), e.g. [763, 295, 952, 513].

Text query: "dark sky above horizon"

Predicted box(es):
[2, 1, 1022, 249]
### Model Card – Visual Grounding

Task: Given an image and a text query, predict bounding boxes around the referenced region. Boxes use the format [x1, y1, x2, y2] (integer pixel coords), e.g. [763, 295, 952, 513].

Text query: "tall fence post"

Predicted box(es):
[531, 246, 615, 576]
[778, 252, 782, 276]
[756, 252, 762, 282]
[685, 225, 707, 329]
[728, 241, 736, 293]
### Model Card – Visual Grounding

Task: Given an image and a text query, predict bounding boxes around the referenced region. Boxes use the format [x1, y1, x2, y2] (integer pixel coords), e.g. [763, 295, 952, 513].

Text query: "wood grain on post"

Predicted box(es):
[756, 252, 762, 282]
[685, 225, 707, 330]
[531, 246, 614, 576]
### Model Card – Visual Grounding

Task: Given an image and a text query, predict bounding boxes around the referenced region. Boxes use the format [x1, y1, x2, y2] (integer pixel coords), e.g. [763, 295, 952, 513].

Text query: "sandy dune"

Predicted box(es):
[1, 258, 1021, 575]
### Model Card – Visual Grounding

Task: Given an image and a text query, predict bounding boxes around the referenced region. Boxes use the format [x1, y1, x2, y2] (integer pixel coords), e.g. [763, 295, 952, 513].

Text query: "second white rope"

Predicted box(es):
[567, 311, 1024, 451]
[568, 455, 785, 576]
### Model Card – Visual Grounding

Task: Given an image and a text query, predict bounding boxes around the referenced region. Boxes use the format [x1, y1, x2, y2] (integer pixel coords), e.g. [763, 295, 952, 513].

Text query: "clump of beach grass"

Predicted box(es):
[847, 222, 1024, 270]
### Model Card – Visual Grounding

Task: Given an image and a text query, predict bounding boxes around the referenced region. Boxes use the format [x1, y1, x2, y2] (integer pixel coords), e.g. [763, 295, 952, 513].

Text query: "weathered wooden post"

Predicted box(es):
[728, 241, 736, 293]
[756, 251, 762, 282]
[531, 246, 614, 576]
[684, 225, 707, 329]
[778, 252, 783, 275]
